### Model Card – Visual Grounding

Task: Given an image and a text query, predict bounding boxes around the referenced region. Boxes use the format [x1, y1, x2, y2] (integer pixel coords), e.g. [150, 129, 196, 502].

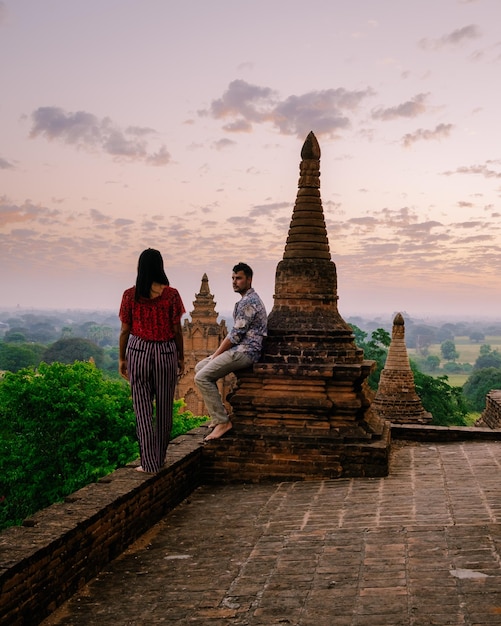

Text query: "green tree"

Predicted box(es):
[0, 361, 138, 530]
[473, 346, 501, 370]
[351, 325, 390, 390]
[425, 354, 440, 372]
[43, 337, 105, 368]
[440, 339, 459, 362]
[170, 399, 208, 439]
[469, 331, 485, 343]
[0, 342, 45, 372]
[87, 324, 114, 347]
[412, 368, 469, 426]
[3, 330, 27, 343]
[406, 324, 435, 355]
[462, 367, 501, 412]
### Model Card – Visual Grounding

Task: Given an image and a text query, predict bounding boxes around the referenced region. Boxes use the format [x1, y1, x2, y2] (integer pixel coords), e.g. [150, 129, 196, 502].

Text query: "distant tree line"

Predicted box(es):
[0, 309, 121, 375]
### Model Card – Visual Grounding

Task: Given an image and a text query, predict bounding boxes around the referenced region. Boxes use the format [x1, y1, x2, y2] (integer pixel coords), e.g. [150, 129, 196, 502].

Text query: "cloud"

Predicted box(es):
[419, 24, 481, 51]
[273, 88, 373, 138]
[146, 146, 171, 166]
[443, 162, 501, 179]
[204, 79, 276, 122]
[89, 209, 110, 223]
[2, 185, 500, 314]
[0, 156, 14, 169]
[29, 106, 171, 166]
[402, 123, 454, 147]
[372, 93, 429, 121]
[223, 119, 252, 133]
[200, 80, 375, 138]
[0, 198, 60, 226]
[249, 202, 290, 218]
[0, 2, 6, 25]
[455, 220, 485, 229]
[212, 138, 236, 151]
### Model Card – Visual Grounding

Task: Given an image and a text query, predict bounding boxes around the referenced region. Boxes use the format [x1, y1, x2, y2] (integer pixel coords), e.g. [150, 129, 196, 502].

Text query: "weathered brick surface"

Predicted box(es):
[202, 425, 391, 483]
[217, 133, 390, 481]
[3, 428, 501, 625]
[0, 430, 205, 626]
[35, 440, 501, 626]
[476, 389, 501, 429]
[373, 313, 432, 424]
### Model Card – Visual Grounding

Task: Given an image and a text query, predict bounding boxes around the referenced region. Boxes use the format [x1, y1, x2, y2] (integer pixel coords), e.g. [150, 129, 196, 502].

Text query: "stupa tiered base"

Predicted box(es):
[202, 365, 391, 483]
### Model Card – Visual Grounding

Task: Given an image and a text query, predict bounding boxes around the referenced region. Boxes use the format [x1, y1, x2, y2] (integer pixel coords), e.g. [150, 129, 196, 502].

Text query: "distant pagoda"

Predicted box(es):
[372, 313, 432, 424]
[176, 274, 232, 416]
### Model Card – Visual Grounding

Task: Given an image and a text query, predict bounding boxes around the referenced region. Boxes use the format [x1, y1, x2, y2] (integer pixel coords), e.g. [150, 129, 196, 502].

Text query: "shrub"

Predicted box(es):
[171, 399, 208, 439]
[0, 362, 208, 531]
[0, 361, 138, 530]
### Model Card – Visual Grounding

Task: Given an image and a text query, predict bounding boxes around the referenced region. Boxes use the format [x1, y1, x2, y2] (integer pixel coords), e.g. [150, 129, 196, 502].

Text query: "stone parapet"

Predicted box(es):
[0, 430, 205, 626]
[391, 423, 501, 441]
[4, 426, 501, 624]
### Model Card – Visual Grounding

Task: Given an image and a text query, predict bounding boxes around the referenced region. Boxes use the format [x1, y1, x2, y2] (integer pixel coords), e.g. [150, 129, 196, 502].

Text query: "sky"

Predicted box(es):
[1, 0, 501, 321]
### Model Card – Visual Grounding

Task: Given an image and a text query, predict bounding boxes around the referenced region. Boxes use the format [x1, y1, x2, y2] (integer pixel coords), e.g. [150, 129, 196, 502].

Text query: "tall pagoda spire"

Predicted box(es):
[190, 273, 218, 322]
[265, 131, 360, 364]
[283, 131, 330, 261]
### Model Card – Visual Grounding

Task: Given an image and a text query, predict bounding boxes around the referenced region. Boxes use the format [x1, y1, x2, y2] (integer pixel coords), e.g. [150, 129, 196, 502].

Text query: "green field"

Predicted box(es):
[408, 335, 501, 388]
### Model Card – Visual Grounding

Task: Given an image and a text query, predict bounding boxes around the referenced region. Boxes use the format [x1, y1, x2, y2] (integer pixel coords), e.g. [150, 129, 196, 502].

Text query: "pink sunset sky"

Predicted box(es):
[1, 0, 500, 320]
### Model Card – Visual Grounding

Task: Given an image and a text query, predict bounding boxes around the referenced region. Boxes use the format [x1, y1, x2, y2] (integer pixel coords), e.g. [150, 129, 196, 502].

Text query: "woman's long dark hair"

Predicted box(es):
[135, 248, 169, 302]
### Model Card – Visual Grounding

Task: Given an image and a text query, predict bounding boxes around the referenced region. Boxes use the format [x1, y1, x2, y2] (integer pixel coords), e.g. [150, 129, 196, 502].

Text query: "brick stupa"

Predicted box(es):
[176, 274, 233, 417]
[202, 132, 390, 482]
[372, 313, 432, 424]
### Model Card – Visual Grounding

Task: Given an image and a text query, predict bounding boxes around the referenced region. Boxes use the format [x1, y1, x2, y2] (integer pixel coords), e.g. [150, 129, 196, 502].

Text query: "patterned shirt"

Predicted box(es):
[228, 288, 267, 362]
[119, 286, 185, 342]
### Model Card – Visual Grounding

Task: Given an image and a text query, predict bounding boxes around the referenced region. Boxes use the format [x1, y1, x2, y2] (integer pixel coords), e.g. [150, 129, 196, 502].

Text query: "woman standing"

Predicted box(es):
[119, 249, 185, 473]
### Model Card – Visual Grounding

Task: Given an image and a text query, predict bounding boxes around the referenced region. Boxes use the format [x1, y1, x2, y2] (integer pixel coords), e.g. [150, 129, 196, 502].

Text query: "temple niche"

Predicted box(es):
[176, 274, 234, 416]
[202, 132, 391, 482]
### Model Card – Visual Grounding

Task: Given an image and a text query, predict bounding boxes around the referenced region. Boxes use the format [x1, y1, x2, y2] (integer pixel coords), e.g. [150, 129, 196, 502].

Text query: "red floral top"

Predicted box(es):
[119, 286, 185, 342]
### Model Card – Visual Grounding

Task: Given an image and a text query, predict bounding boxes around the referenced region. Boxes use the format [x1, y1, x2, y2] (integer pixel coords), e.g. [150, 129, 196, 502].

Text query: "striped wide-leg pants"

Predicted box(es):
[127, 335, 178, 472]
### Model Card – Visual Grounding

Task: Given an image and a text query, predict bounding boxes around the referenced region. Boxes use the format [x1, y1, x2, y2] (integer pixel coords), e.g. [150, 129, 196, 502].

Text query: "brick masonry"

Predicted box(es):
[0, 430, 204, 626]
[476, 389, 501, 429]
[2, 427, 501, 625]
[176, 273, 233, 416]
[214, 132, 391, 481]
[373, 313, 432, 424]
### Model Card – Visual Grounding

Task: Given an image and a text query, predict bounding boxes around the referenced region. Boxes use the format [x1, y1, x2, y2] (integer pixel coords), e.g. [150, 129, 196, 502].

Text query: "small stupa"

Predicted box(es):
[372, 313, 432, 424]
[176, 274, 233, 416]
[202, 132, 391, 482]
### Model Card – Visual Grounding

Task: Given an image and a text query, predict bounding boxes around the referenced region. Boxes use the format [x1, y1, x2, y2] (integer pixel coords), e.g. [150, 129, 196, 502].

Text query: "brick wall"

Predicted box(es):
[202, 428, 391, 483]
[0, 429, 205, 626]
[476, 390, 501, 429]
[3, 424, 501, 625]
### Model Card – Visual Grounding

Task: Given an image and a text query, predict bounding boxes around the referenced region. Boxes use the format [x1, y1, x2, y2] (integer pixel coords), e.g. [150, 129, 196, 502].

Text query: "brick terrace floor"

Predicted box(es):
[42, 440, 501, 626]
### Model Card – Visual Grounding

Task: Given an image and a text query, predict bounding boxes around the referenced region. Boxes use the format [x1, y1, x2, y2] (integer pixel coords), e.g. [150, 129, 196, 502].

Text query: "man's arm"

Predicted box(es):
[211, 335, 234, 359]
